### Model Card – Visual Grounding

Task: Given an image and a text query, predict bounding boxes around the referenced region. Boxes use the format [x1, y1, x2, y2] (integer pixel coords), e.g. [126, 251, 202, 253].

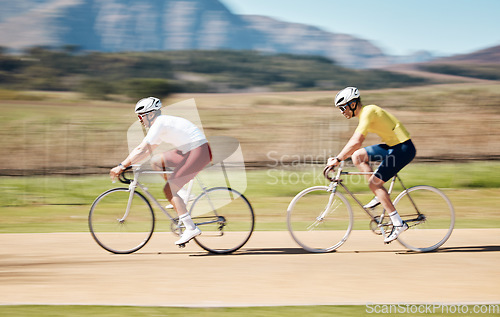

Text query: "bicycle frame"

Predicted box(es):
[122, 166, 221, 228]
[287, 162, 455, 253]
[326, 162, 421, 226]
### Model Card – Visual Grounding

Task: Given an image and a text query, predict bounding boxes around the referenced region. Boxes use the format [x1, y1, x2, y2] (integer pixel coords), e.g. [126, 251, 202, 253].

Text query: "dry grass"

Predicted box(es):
[1, 82, 499, 175]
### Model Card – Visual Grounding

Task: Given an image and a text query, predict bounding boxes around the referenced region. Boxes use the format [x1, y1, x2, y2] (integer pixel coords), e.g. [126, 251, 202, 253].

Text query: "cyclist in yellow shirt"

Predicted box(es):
[326, 87, 416, 243]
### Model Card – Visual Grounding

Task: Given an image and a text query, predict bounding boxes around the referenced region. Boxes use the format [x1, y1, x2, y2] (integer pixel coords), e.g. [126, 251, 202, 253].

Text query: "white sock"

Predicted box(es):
[389, 211, 403, 227]
[177, 188, 189, 202]
[179, 213, 196, 230]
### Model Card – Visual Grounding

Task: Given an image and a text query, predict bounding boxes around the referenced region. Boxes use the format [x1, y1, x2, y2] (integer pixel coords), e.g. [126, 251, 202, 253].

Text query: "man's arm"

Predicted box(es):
[122, 140, 158, 167]
[110, 140, 158, 181]
[327, 132, 365, 166]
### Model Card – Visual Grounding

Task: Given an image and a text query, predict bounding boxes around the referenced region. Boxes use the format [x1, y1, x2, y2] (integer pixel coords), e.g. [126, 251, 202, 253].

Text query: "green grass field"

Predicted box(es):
[1, 162, 499, 233]
[0, 304, 498, 317]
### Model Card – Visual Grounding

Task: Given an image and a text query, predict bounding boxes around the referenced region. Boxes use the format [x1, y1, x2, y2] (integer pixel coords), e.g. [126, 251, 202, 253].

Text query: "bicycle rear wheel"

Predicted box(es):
[190, 187, 254, 254]
[89, 188, 155, 254]
[287, 186, 353, 253]
[393, 185, 455, 252]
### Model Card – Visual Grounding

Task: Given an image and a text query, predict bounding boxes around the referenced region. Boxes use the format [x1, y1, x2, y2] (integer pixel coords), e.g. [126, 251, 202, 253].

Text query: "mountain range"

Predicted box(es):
[432, 45, 500, 64]
[0, 0, 436, 68]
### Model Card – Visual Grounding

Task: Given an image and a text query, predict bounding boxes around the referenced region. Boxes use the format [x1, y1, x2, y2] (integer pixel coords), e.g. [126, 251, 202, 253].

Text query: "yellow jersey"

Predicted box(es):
[355, 105, 410, 147]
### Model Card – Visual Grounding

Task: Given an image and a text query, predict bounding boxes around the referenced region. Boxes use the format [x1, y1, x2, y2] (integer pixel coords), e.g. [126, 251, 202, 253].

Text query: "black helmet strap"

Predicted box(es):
[349, 99, 359, 117]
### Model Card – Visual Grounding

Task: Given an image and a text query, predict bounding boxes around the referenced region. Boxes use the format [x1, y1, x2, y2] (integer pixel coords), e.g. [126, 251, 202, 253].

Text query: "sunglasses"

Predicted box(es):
[137, 111, 155, 119]
[338, 100, 356, 112]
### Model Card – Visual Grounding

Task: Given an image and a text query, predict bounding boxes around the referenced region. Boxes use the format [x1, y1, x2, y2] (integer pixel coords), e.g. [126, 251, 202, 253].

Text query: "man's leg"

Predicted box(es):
[165, 143, 211, 217]
[368, 175, 395, 214]
[354, 150, 397, 214]
[352, 149, 380, 208]
[164, 144, 212, 245]
[164, 183, 200, 245]
[353, 148, 407, 243]
[152, 150, 193, 208]
[370, 140, 416, 242]
[352, 148, 372, 173]
[369, 174, 408, 243]
[353, 148, 394, 212]
[151, 150, 184, 181]
[163, 183, 189, 217]
[153, 150, 198, 239]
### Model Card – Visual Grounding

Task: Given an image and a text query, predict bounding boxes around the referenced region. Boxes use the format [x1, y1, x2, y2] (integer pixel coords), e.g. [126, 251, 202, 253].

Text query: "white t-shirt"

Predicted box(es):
[143, 115, 207, 153]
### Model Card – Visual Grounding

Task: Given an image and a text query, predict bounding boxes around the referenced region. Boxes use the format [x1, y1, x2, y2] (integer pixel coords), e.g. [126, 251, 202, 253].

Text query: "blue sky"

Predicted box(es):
[219, 0, 500, 57]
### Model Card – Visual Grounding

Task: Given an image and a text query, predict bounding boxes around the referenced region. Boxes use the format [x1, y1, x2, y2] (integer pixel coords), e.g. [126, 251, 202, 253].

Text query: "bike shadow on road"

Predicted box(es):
[189, 247, 408, 256]
[138, 245, 500, 256]
[399, 245, 500, 254]
[191, 245, 500, 256]
[189, 248, 311, 256]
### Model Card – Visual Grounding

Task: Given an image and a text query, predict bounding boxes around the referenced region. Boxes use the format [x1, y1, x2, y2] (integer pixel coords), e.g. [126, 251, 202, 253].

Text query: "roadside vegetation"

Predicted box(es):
[0, 47, 430, 98]
[1, 161, 500, 233]
[1, 83, 499, 176]
[0, 304, 499, 317]
[418, 63, 500, 81]
[0, 51, 498, 233]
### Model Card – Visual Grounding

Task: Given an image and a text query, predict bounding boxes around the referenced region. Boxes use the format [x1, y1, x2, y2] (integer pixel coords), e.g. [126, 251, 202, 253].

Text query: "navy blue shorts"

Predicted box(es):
[364, 139, 416, 182]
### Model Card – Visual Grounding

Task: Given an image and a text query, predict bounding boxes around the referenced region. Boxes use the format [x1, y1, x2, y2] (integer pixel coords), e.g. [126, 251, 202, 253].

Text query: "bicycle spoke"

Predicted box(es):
[89, 188, 155, 254]
[191, 187, 254, 254]
[287, 187, 353, 253]
[307, 199, 344, 230]
[393, 186, 455, 252]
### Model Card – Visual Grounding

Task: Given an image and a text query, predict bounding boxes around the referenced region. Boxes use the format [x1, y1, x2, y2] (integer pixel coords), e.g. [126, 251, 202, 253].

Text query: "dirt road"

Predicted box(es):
[0, 229, 499, 307]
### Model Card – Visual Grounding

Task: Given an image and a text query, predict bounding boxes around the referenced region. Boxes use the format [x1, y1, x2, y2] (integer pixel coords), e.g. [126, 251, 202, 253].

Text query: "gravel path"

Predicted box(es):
[0, 229, 499, 307]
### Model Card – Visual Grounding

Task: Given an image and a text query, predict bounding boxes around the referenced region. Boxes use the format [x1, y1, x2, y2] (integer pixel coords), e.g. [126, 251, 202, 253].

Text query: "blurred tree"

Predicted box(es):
[121, 78, 172, 99]
[0, 46, 438, 95]
[80, 79, 115, 99]
[61, 45, 81, 54]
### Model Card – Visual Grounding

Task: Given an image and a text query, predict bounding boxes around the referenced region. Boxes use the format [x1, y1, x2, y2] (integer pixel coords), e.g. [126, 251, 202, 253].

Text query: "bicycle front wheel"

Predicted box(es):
[190, 187, 254, 254]
[287, 186, 353, 253]
[89, 188, 155, 254]
[393, 185, 455, 252]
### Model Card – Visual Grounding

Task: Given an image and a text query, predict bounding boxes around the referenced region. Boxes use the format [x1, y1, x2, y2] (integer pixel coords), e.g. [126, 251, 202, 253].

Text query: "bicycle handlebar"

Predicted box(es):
[323, 165, 335, 182]
[118, 166, 133, 184]
[117, 165, 174, 184]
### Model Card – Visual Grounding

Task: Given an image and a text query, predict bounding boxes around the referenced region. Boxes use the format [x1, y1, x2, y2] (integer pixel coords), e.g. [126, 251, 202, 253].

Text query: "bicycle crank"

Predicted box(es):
[171, 221, 184, 236]
[369, 216, 392, 235]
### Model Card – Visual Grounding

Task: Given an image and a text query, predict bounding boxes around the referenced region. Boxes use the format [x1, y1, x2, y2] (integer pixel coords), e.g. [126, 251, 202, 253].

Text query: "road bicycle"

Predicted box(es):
[89, 166, 255, 254]
[287, 161, 455, 253]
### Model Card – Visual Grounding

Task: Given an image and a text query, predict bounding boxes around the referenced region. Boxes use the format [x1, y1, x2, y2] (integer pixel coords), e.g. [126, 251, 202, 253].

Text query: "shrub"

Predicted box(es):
[120, 78, 172, 99]
[79, 79, 115, 99]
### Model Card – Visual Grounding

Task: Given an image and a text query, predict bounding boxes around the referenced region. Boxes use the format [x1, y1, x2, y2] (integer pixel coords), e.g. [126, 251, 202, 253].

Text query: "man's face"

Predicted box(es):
[138, 111, 157, 127]
[338, 100, 356, 119]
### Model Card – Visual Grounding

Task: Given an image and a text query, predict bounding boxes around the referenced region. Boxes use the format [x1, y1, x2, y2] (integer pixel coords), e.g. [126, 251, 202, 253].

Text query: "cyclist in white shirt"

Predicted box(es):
[110, 97, 212, 246]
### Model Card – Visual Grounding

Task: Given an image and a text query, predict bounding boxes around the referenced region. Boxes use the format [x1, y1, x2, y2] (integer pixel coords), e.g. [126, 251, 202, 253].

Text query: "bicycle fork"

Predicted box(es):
[307, 183, 340, 230]
[119, 179, 138, 223]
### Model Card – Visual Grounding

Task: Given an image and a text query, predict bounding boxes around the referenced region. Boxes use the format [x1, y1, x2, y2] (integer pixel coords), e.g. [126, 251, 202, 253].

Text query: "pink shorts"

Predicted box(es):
[153, 142, 212, 198]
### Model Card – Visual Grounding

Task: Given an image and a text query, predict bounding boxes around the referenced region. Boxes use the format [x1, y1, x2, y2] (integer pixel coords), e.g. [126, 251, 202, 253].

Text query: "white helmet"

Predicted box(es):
[135, 97, 162, 114]
[334, 87, 360, 107]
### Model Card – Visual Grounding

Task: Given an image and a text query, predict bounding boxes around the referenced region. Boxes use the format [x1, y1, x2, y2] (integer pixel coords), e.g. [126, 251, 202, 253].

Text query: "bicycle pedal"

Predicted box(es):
[178, 243, 186, 248]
